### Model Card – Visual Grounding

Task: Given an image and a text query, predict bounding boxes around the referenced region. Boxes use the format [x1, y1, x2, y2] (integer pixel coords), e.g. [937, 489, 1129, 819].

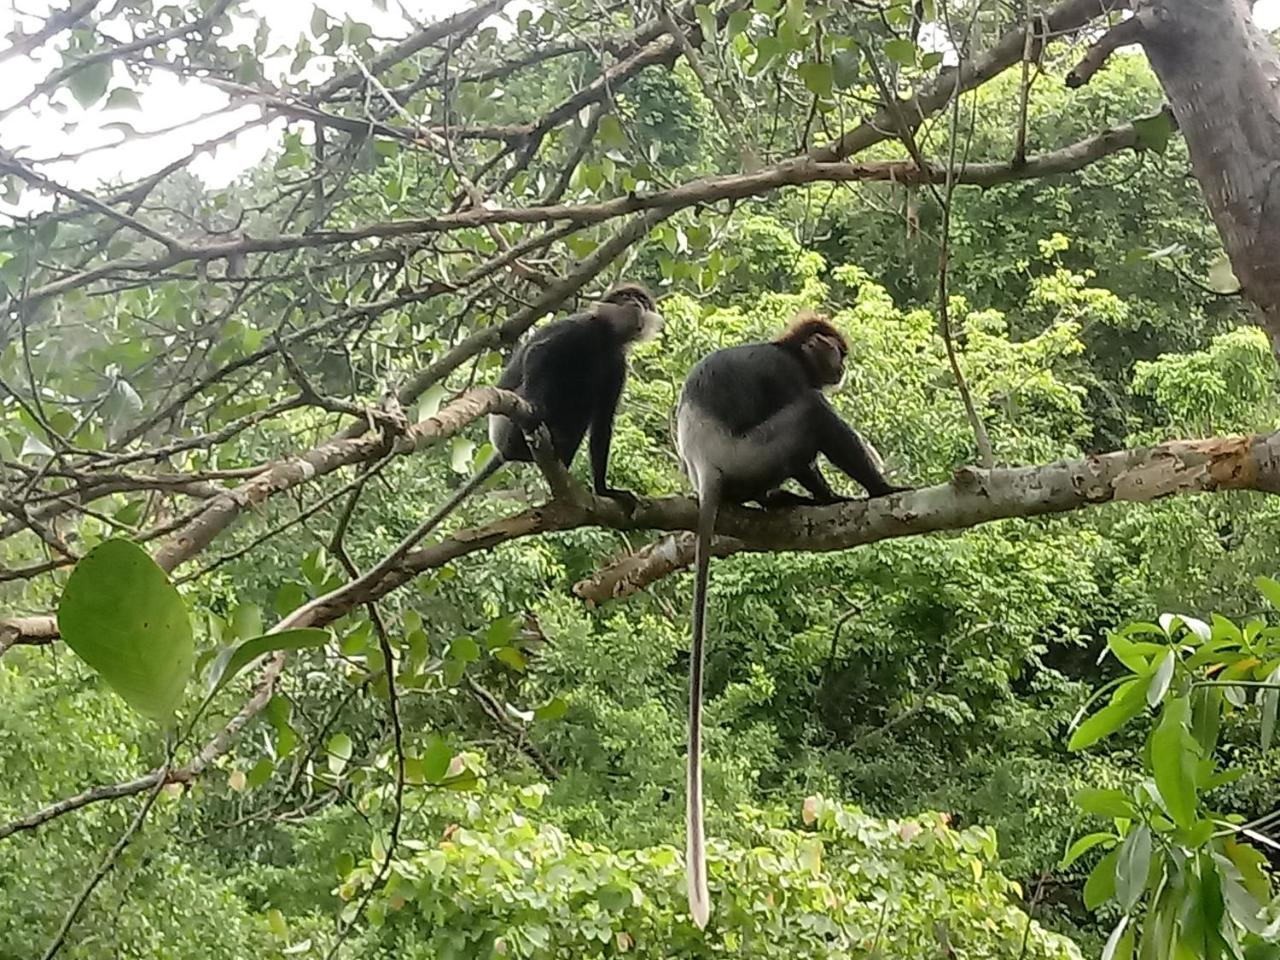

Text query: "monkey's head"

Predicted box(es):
[774, 310, 848, 389]
[596, 282, 664, 346]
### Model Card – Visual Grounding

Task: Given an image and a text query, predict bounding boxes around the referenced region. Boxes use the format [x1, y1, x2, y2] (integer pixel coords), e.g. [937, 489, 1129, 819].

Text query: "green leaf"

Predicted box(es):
[1190, 685, 1223, 755]
[104, 87, 142, 110]
[1133, 111, 1174, 153]
[247, 757, 275, 790]
[1084, 847, 1120, 909]
[1256, 576, 1280, 611]
[207, 629, 329, 695]
[1147, 650, 1175, 707]
[920, 51, 943, 70]
[726, 8, 752, 39]
[883, 38, 917, 66]
[449, 437, 475, 474]
[327, 733, 353, 775]
[1070, 680, 1147, 751]
[494, 646, 527, 672]
[1075, 787, 1138, 820]
[797, 61, 833, 98]
[1108, 633, 1157, 674]
[1061, 831, 1117, 869]
[275, 581, 307, 617]
[484, 615, 520, 649]
[56, 539, 193, 721]
[230, 603, 263, 641]
[1102, 916, 1134, 960]
[1262, 671, 1279, 752]
[1115, 825, 1152, 911]
[534, 697, 568, 722]
[422, 734, 453, 782]
[748, 35, 780, 76]
[1151, 697, 1198, 829]
[695, 3, 715, 39]
[785, 0, 804, 32]
[598, 115, 627, 150]
[67, 60, 111, 107]
[448, 636, 480, 663]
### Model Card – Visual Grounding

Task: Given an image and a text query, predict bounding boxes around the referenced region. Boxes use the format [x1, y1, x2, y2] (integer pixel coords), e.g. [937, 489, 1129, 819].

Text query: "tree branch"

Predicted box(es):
[8, 430, 1280, 838]
[810, 0, 1126, 161]
[1066, 16, 1144, 88]
[8, 115, 1155, 308]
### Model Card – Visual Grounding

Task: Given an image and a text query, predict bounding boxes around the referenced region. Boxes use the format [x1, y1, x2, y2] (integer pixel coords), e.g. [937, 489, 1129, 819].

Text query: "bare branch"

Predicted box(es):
[1066, 16, 1144, 88]
[8, 430, 1280, 837]
[0, 0, 103, 63]
[810, 0, 1126, 161]
[8, 112, 1155, 307]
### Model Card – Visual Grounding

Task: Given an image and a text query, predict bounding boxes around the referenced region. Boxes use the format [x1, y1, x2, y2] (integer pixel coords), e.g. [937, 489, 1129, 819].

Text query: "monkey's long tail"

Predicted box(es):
[686, 472, 720, 931]
[367, 454, 505, 581]
[419, 454, 505, 539]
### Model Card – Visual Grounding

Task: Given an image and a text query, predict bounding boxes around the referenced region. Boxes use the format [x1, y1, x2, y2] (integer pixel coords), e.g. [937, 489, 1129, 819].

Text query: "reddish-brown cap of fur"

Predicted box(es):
[772, 310, 847, 354]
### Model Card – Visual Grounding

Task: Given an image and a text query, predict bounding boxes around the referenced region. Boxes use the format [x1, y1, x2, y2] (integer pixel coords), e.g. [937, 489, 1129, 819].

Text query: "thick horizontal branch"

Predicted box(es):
[568, 432, 1280, 602]
[0, 387, 529, 648]
[810, 0, 1125, 162]
[151, 387, 530, 571]
[7, 430, 1278, 839]
[9, 116, 1148, 307]
[313, 0, 511, 100]
[250, 430, 1280, 626]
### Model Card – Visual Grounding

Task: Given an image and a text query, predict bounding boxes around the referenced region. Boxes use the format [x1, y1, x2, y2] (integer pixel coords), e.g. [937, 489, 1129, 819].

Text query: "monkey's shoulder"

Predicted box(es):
[687, 341, 805, 388]
[682, 342, 812, 432]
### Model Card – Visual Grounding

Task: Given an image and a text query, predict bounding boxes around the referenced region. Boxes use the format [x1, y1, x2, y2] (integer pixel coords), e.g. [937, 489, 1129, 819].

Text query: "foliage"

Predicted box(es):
[1064, 581, 1280, 958]
[2, 0, 1280, 958]
[345, 785, 1082, 960]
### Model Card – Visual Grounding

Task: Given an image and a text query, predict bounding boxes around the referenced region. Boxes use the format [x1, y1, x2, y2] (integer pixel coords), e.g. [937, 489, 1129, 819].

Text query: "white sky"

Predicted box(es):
[0, 0, 484, 212]
[1, 0, 1279, 213]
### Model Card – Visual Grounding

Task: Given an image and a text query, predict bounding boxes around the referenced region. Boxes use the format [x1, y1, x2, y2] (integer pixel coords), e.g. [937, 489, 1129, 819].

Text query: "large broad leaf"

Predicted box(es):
[1115, 825, 1152, 911]
[1075, 787, 1137, 820]
[1151, 697, 1199, 829]
[57, 538, 193, 720]
[1102, 916, 1133, 960]
[206, 629, 329, 695]
[1070, 680, 1148, 751]
[1061, 831, 1117, 869]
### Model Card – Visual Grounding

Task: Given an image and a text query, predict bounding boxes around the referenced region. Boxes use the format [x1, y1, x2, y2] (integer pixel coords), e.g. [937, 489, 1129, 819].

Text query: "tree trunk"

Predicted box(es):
[1137, 0, 1280, 355]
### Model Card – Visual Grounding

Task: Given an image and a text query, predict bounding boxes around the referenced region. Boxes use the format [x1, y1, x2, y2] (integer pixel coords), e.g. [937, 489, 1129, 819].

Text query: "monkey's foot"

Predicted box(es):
[596, 487, 639, 512]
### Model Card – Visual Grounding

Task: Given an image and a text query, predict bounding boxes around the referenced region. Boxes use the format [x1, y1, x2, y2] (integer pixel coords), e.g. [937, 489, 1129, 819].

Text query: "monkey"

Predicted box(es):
[486, 282, 662, 505]
[672, 311, 909, 929]
[405, 283, 664, 547]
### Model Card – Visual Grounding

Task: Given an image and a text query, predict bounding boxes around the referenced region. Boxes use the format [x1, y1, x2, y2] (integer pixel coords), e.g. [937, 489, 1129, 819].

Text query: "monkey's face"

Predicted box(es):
[602, 285, 664, 344]
[803, 332, 846, 389]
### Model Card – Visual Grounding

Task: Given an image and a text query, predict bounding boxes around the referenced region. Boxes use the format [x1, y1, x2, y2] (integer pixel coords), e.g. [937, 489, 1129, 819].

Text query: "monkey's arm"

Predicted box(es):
[812, 395, 909, 498]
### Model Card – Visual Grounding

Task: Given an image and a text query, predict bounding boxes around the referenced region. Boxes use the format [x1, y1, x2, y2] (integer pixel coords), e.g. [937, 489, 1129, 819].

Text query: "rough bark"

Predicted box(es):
[573, 433, 1280, 603]
[1136, 0, 1280, 353]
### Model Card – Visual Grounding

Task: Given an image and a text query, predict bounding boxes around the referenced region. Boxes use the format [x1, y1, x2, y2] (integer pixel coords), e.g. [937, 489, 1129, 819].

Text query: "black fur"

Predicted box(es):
[489, 286, 658, 503]
[679, 340, 904, 504]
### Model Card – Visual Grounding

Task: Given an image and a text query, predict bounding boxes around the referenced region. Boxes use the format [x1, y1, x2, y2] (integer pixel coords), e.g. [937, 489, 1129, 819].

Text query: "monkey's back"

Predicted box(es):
[491, 313, 624, 463]
[679, 342, 810, 435]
